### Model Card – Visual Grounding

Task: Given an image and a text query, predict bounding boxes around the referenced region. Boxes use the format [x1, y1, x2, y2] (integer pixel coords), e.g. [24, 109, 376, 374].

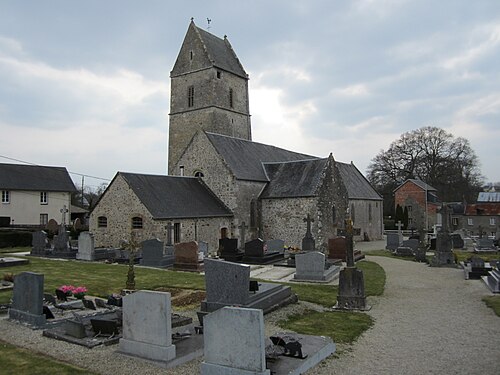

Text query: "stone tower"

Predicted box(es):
[168, 20, 252, 174]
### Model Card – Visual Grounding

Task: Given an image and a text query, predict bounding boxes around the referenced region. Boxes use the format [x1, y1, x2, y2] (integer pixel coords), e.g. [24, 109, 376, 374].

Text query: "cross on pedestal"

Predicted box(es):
[345, 218, 355, 267]
[238, 221, 248, 246]
[60, 205, 69, 226]
[395, 221, 403, 233]
[165, 222, 174, 246]
[303, 214, 314, 237]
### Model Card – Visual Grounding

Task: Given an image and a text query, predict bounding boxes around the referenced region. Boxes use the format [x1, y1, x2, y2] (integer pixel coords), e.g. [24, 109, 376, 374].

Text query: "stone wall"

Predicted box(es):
[261, 197, 316, 249]
[89, 174, 231, 252]
[349, 199, 384, 241]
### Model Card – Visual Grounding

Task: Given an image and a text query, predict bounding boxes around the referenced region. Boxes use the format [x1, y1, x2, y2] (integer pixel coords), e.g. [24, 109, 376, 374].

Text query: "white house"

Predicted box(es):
[0, 163, 76, 227]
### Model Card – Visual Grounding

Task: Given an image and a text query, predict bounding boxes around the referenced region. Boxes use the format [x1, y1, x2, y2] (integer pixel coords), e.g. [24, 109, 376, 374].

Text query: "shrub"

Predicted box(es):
[0, 231, 32, 248]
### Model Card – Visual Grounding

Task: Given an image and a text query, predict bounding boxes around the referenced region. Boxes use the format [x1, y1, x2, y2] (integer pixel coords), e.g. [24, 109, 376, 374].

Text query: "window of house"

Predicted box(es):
[216, 70, 221, 79]
[188, 86, 194, 107]
[467, 218, 473, 226]
[452, 217, 458, 226]
[490, 218, 496, 226]
[229, 88, 233, 108]
[407, 205, 412, 212]
[1, 190, 9, 204]
[40, 214, 48, 226]
[408, 218, 413, 226]
[98, 216, 108, 228]
[174, 223, 181, 243]
[132, 216, 143, 229]
[194, 171, 204, 178]
[190, 50, 193, 60]
[40, 191, 48, 204]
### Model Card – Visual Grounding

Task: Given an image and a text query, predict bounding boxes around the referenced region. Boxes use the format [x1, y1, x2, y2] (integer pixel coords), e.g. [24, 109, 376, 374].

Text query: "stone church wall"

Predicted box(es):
[261, 197, 317, 249]
[90, 174, 231, 252]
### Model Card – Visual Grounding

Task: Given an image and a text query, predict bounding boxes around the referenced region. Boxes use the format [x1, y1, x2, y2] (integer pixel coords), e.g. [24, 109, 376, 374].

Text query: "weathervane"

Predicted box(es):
[207, 18, 212, 31]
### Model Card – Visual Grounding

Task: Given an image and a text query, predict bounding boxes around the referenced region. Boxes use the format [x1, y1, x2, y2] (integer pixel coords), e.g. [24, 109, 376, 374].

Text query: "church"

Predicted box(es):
[90, 21, 383, 252]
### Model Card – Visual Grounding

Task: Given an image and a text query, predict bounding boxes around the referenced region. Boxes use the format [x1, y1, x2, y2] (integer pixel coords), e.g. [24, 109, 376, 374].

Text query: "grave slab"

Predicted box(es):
[293, 252, 340, 283]
[0, 257, 29, 268]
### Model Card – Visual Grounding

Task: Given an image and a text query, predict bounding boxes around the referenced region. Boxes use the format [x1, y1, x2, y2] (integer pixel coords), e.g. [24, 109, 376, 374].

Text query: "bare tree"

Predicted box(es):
[367, 126, 483, 213]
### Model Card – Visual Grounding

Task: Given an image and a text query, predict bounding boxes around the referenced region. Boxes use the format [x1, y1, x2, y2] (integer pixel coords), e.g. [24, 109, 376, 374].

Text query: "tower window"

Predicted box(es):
[132, 216, 143, 229]
[194, 171, 204, 178]
[190, 50, 193, 60]
[98, 216, 108, 228]
[188, 86, 194, 107]
[217, 70, 221, 79]
[229, 88, 233, 108]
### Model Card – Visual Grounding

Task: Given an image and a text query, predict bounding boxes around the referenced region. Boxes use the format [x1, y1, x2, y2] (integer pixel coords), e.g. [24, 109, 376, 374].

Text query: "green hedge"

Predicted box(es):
[0, 231, 32, 248]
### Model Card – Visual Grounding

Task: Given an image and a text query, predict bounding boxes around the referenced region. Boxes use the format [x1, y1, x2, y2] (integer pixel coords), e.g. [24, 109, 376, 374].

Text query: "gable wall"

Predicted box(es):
[349, 199, 383, 240]
[394, 181, 438, 230]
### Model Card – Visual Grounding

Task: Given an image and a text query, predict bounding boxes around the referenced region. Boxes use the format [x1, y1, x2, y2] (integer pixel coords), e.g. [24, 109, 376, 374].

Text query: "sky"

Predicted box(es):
[0, 0, 499, 191]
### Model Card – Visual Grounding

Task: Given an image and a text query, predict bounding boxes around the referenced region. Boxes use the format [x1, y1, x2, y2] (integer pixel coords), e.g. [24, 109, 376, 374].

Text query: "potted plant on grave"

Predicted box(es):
[72, 286, 88, 299]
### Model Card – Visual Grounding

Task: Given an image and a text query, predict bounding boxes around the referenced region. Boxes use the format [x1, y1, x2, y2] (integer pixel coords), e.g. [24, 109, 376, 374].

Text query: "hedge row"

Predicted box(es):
[0, 231, 32, 248]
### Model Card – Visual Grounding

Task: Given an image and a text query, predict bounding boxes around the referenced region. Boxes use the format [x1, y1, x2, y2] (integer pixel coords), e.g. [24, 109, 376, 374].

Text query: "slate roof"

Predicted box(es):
[205, 132, 316, 182]
[195, 25, 247, 78]
[394, 179, 437, 192]
[260, 159, 327, 198]
[0, 163, 76, 192]
[478, 192, 500, 202]
[337, 162, 383, 200]
[119, 172, 232, 219]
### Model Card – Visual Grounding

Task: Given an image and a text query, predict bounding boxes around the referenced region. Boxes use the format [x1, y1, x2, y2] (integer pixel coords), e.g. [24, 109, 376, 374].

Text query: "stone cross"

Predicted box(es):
[304, 214, 314, 237]
[238, 221, 248, 246]
[60, 205, 69, 225]
[395, 221, 403, 233]
[345, 218, 355, 267]
[439, 205, 450, 232]
[165, 223, 174, 246]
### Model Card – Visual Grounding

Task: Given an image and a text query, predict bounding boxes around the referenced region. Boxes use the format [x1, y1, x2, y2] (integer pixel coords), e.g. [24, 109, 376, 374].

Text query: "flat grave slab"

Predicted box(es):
[0, 257, 29, 268]
[267, 334, 335, 375]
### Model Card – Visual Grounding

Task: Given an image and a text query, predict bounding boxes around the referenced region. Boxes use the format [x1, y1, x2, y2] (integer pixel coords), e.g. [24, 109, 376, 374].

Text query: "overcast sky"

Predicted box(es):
[1, 0, 499, 190]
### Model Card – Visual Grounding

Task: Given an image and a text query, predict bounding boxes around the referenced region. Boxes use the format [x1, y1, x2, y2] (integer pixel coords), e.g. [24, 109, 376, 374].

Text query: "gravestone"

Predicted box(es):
[200, 307, 270, 375]
[395, 239, 419, 257]
[328, 237, 365, 262]
[431, 205, 455, 266]
[238, 221, 249, 250]
[294, 251, 340, 282]
[76, 232, 95, 261]
[451, 233, 464, 249]
[53, 225, 76, 258]
[8, 272, 46, 327]
[462, 256, 492, 280]
[474, 238, 497, 252]
[198, 241, 209, 257]
[201, 259, 296, 314]
[119, 290, 176, 362]
[46, 219, 59, 234]
[386, 233, 402, 251]
[267, 239, 285, 255]
[335, 219, 368, 310]
[218, 238, 243, 262]
[302, 214, 315, 251]
[483, 269, 500, 293]
[243, 238, 284, 264]
[174, 241, 204, 272]
[31, 230, 50, 256]
[140, 238, 174, 268]
[414, 228, 428, 263]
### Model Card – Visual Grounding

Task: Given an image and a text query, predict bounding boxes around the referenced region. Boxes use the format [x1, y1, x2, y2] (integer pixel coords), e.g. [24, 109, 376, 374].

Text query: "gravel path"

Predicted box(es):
[1, 255, 499, 374]
[307, 256, 500, 375]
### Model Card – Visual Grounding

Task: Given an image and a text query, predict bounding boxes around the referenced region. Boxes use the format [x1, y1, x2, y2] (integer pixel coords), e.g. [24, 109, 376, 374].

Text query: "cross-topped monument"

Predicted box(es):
[60, 205, 69, 226]
[395, 220, 404, 233]
[301, 214, 315, 251]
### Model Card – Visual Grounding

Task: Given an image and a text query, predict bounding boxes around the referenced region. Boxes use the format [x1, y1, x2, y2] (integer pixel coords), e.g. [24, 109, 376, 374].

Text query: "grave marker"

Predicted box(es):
[8, 272, 46, 327]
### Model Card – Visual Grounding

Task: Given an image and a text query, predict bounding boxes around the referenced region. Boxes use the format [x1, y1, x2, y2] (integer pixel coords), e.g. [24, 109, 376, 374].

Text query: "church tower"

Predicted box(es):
[168, 20, 252, 174]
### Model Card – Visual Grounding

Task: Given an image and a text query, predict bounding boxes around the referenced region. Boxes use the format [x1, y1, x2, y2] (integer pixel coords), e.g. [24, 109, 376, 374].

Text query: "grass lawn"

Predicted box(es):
[279, 310, 374, 344]
[482, 295, 500, 317]
[0, 341, 95, 375]
[278, 260, 385, 344]
[0, 255, 205, 304]
[454, 250, 499, 263]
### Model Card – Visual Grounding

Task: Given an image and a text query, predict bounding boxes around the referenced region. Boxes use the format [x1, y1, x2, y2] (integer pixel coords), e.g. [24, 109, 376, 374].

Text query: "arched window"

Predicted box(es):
[194, 171, 204, 178]
[131, 216, 143, 229]
[98, 216, 107, 228]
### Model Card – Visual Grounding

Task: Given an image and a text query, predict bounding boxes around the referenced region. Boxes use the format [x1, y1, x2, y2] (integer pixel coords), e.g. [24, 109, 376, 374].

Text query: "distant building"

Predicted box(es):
[0, 163, 76, 227]
[393, 179, 440, 230]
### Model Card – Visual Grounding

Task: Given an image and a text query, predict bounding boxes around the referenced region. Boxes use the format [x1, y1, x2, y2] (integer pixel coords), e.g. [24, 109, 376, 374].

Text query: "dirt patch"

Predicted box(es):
[153, 287, 206, 307]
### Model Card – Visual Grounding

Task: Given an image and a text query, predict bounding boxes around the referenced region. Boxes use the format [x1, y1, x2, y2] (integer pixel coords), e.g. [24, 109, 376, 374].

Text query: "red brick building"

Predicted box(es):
[394, 179, 440, 230]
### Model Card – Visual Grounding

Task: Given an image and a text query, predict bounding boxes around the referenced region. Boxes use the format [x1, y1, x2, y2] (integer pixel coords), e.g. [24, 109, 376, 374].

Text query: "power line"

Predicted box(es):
[0, 154, 111, 182]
